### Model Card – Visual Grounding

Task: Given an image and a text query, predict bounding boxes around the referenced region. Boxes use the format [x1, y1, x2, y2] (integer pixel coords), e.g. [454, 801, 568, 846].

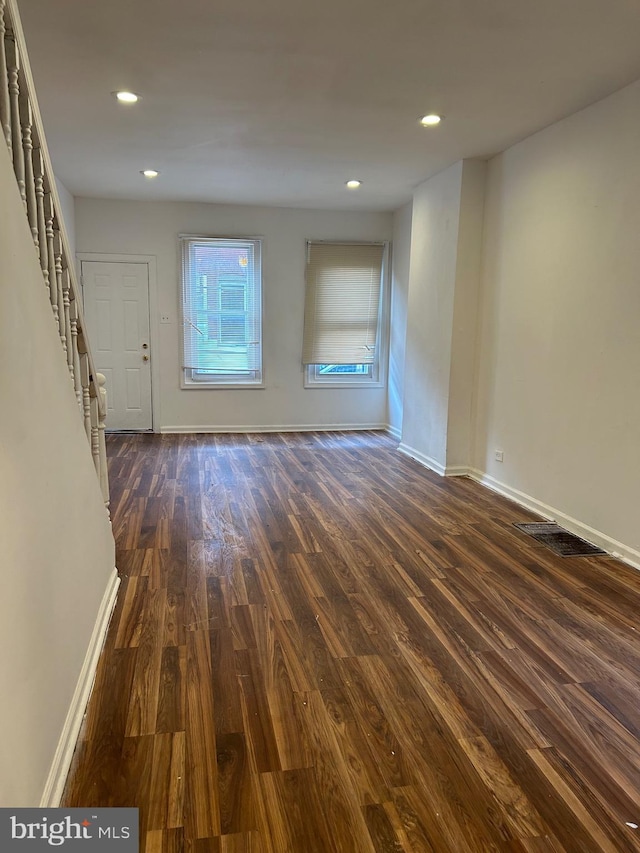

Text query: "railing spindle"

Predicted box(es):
[19, 88, 37, 245]
[33, 146, 50, 299]
[79, 349, 92, 442]
[0, 0, 11, 153]
[69, 298, 83, 409]
[90, 391, 100, 478]
[61, 265, 75, 383]
[6, 31, 25, 207]
[53, 230, 66, 350]
[45, 191, 59, 328]
[96, 373, 110, 511]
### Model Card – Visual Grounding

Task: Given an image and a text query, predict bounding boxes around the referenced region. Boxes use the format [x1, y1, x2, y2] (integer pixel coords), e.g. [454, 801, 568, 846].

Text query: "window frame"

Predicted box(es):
[303, 240, 390, 389]
[180, 235, 264, 389]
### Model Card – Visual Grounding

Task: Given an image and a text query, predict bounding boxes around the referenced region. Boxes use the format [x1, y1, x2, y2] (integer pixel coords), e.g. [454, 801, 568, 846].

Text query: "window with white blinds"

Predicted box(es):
[181, 237, 262, 386]
[302, 241, 386, 385]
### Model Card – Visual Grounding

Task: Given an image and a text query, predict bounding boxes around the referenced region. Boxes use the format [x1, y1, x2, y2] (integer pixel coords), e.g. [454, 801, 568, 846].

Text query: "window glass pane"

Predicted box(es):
[318, 364, 370, 374]
[182, 238, 262, 385]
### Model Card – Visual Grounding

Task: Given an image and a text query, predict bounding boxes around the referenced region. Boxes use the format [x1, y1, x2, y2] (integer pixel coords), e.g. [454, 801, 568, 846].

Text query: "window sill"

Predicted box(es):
[303, 379, 385, 390]
[181, 379, 265, 390]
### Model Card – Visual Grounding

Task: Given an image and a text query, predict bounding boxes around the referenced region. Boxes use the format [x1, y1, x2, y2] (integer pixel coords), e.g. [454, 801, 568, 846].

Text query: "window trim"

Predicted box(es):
[179, 235, 264, 390]
[303, 240, 390, 389]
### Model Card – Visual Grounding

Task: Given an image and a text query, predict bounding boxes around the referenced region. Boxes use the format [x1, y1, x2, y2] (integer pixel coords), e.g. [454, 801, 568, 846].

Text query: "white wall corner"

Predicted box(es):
[386, 424, 402, 440]
[397, 442, 447, 477]
[444, 465, 472, 477]
[467, 469, 640, 572]
[446, 159, 488, 471]
[388, 201, 413, 437]
[397, 445, 470, 478]
[40, 568, 121, 807]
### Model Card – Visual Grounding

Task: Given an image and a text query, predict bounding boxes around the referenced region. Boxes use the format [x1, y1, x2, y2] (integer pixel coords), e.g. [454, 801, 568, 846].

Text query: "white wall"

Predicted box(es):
[447, 160, 486, 469]
[400, 160, 486, 473]
[75, 198, 392, 432]
[388, 202, 412, 436]
[474, 78, 640, 559]
[401, 161, 463, 470]
[0, 145, 115, 804]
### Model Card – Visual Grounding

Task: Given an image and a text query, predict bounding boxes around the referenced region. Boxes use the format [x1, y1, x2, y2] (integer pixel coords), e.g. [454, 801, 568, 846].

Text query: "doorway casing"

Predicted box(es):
[77, 253, 160, 432]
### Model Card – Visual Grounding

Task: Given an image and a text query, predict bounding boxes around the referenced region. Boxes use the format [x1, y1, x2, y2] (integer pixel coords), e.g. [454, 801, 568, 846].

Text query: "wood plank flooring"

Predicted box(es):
[63, 431, 640, 852]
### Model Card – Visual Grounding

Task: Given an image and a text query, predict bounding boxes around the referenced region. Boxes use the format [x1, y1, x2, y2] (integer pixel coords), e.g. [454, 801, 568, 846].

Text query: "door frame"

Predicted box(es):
[78, 253, 160, 433]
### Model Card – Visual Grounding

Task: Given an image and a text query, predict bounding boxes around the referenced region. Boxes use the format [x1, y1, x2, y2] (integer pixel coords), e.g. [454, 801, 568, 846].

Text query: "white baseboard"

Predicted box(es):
[444, 465, 472, 477]
[467, 468, 640, 572]
[386, 424, 402, 440]
[160, 423, 387, 434]
[40, 568, 121, 807]
[397, 442, 447, 477]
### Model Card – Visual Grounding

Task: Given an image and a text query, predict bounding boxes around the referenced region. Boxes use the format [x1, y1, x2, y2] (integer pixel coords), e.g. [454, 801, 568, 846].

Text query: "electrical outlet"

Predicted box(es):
[495, 450, 504, 462]
[160, 313, 171, 324]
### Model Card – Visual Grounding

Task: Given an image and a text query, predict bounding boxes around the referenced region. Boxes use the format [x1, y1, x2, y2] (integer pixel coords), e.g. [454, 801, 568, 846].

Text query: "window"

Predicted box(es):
[302, 241, 387, 387]
[307, 363, 375, 383]
[181, 237, 262, 386]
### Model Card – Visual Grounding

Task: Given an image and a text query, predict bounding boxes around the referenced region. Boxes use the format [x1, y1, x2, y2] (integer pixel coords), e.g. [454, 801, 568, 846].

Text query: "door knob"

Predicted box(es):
[142, 354, 149, 362]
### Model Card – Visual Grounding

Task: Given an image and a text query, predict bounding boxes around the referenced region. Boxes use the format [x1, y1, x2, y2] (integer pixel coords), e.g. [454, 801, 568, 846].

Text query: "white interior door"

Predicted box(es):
[81, 261, 152, 430]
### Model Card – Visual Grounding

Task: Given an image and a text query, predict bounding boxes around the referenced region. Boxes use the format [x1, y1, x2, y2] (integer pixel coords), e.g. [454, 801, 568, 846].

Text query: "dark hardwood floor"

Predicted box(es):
[63, 431, 640, 852]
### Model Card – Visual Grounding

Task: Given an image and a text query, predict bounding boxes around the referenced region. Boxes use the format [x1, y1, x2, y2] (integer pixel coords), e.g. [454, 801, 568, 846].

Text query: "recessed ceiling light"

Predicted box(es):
[346, 179, 362, 189]
[420, 114, 442, 126]
[115, 91, 139, 103]
[141, 169, 159, 178]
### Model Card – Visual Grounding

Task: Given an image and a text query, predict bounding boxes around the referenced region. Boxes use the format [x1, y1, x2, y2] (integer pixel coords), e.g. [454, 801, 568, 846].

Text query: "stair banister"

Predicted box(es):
[0, 0, 109, 511]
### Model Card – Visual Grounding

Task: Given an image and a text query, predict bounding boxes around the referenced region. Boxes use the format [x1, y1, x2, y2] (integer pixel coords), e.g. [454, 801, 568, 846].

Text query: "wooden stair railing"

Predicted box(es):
[0, 0, 109, 511]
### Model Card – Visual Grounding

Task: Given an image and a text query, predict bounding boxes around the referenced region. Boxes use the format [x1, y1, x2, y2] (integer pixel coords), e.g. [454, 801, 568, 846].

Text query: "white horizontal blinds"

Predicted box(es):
[182, 238, 261, 376]
[302, 242, 384, 365]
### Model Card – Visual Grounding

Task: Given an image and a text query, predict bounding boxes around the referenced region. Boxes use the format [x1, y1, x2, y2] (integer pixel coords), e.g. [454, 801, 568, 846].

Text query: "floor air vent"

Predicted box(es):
[513, 522, 607, 557]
